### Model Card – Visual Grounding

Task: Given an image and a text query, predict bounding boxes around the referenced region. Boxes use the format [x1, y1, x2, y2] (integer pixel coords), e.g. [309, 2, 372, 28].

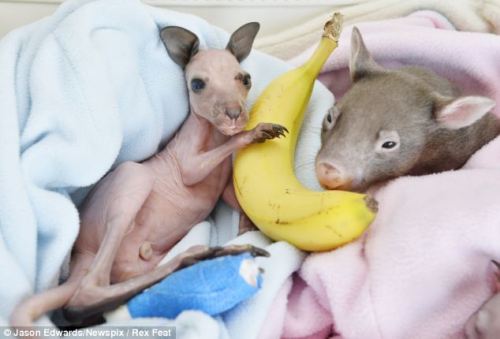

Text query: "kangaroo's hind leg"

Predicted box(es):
[11, 161, 155, 329]
[62, 162, 155, 321]
[62, 244, 270, 322]
[10, 251, 94, 329]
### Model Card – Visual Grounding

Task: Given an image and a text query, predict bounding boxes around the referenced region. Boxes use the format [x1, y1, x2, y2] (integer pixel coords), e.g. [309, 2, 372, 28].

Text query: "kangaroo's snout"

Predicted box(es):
[225, 105, 242, 120]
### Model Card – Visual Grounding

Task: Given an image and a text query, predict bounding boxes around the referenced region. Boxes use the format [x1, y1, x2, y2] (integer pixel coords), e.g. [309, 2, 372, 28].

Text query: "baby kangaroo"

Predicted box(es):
[11, 23, 285, 328]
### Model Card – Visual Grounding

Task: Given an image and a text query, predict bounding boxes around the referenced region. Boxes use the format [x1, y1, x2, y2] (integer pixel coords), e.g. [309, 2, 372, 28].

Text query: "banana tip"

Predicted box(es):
[364, 195, 379, 213]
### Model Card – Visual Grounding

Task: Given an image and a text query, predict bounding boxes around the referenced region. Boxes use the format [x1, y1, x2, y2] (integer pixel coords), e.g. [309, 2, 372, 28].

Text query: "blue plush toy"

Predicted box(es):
[126, 253, 263, 319]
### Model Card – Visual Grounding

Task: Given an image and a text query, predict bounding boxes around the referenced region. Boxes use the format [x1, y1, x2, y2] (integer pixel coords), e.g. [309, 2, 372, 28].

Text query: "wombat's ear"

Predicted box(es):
[349, 27, 382, 81]
[433, 94, 496, 129]
[160, 26, 200, 69]
[226, 22, 260, 62]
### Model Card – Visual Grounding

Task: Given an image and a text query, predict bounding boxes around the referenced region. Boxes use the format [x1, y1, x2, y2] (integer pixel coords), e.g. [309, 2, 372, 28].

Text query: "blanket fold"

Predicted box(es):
[0, 1, 333, 337]
[255, 0, 500, 60]
[261, 11, 500, 339]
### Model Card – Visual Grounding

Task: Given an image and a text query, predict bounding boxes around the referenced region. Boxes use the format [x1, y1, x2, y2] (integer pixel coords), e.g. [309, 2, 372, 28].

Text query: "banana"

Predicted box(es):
[233, 13, 377, 251]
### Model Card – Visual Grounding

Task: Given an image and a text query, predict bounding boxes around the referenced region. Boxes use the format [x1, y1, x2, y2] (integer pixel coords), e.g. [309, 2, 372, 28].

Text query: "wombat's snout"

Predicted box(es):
[316, 162, 353, 190]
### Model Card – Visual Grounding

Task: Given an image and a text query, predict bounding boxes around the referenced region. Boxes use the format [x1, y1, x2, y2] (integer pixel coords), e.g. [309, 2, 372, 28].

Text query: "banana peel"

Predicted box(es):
[233, 13, 377, 251]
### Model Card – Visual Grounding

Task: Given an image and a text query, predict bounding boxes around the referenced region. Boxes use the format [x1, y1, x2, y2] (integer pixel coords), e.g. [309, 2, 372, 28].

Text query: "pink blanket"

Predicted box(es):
[260, 12, 500, 339]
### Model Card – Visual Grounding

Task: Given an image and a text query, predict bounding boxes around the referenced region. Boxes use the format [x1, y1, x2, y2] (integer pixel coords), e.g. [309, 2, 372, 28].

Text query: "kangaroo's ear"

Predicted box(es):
[349, 27, 383, 81]
[226, 22, 260, 62]
[433, 94, 496, 129]
[160, 26, 200, 68]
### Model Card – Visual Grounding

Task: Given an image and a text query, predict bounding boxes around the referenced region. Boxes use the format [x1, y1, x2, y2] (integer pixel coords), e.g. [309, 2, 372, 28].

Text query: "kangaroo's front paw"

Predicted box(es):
[251, 123, 289, 143]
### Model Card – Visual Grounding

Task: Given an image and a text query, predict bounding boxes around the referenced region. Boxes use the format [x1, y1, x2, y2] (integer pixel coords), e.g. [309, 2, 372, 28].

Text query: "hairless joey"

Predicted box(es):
[10, 22, 285, 330]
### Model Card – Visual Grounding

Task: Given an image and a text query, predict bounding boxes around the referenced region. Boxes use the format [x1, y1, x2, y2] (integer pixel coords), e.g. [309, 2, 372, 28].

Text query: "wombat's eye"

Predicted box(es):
[323, 109, 336, 130]
[382, 141, 397, 149]
[326, 113, 332, 123]
[376, 130, 400, 153]
[242, 74, 252, 88]
[191, 78, 205, 93]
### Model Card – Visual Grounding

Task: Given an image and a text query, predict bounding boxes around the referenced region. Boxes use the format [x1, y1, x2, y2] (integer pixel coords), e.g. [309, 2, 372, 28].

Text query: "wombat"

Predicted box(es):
[315, 27, 500, 192]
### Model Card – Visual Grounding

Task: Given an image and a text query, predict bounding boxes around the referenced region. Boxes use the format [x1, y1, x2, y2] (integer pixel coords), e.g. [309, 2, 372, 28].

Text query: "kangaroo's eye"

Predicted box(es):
[191, 78, 205, 93]
[382, 141, 397, 149]
[242, 74, 252, 88]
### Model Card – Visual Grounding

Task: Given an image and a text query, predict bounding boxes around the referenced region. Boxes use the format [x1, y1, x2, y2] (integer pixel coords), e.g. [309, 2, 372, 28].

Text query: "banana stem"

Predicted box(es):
[300, 38, 337, 77]
[300, 12, 342, 77]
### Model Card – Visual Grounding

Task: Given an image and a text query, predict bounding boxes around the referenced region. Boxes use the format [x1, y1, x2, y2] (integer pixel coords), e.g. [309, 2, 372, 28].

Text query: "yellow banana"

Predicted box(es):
[233, 13, 377, 251]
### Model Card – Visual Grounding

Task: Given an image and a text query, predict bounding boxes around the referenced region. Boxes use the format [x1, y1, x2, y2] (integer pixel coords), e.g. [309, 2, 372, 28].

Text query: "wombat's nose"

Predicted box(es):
[316, 162, 352, 190]
[225, 107, 241, 120]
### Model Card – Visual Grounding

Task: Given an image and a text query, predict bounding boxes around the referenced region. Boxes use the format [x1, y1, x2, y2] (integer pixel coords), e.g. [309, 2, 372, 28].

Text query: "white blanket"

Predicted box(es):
[0, 0, 333, 337]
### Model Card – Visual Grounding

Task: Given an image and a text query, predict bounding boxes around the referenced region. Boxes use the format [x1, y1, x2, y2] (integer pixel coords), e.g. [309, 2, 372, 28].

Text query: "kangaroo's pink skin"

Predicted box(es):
[10, 22, 282, 330]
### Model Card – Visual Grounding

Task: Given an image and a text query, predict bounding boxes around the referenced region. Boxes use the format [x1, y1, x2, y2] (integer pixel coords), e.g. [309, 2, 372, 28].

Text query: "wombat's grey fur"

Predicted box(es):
[315, 27, 500, 192]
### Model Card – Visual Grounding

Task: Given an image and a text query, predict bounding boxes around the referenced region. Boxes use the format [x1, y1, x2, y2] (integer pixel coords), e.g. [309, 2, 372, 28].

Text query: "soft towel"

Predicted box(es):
[0, 0, 334, 336]
[104, 217, 308, 339]
[256, 0, 500, 60]
[260, 11, 500, 339]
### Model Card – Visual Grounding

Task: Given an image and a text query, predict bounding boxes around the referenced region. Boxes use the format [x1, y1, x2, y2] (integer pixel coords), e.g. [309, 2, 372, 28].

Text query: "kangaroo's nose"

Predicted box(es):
[225, 106, 241, 120]
[315, 162, 352, 190]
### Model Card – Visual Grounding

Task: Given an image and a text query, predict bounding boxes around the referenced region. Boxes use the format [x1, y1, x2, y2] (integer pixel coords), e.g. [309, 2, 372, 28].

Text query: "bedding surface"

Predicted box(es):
[0, 0, 333, 335]
[260, 11, 500, 339]
[257, 0, 500, 59]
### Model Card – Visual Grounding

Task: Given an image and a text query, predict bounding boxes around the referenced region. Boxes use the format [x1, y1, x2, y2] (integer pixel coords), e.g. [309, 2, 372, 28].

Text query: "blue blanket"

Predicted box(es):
[0, 0, 300, 320]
